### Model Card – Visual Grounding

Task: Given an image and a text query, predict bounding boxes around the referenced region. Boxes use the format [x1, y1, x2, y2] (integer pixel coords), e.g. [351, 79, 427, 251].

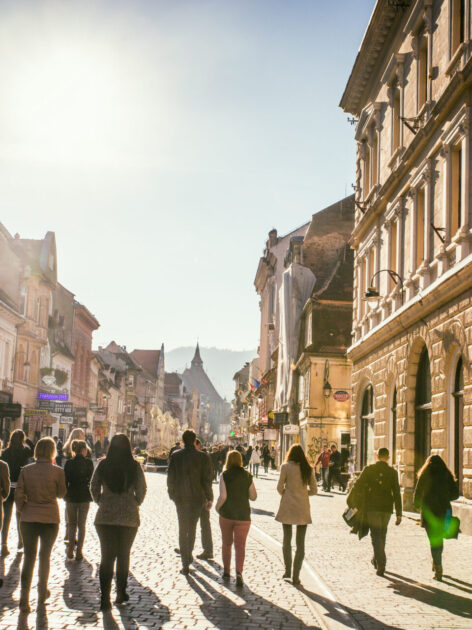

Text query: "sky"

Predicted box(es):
[0, 0, 376, 352]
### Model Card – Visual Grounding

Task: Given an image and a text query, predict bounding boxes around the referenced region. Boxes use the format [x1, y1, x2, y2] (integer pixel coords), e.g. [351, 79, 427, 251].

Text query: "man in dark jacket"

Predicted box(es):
[167, 430, 213, 574]
[356, 447, 402, 576]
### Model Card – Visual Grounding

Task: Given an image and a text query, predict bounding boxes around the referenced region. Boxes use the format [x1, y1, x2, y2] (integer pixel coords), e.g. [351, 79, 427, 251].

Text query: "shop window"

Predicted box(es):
[451, 144, 462, 236]
[451, 0, 466, 54]
[453, 356, 464, 493]
[416, 188, 425, 269]
[360, 385, 375, 469]
[418, 41, 428, 111]
[414, 348, 432, 474]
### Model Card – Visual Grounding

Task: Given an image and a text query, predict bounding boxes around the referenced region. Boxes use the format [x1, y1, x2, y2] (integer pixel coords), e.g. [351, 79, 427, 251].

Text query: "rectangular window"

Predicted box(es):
[451, 144, 462, 235]
[35, 298, 41, 324]
[371, 135, 378, 187]
[305, 310, 312, 347]
[393, 91, 401, 152]
[19, 288, 27, 316]
[361, 258, 367, 315]
[416, 188, 425, 269]
[418, 42, 428, 111]
[390, 221, 398, 275]
[364, 148, 370, 196]
[452, 0, 466, 53]
[369, 247, 375, 282]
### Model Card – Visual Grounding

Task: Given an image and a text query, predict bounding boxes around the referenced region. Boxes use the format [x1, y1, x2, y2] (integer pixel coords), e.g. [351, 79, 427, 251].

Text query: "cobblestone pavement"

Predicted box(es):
[251, 470, 472, 630]
[0, 472, 325, 630]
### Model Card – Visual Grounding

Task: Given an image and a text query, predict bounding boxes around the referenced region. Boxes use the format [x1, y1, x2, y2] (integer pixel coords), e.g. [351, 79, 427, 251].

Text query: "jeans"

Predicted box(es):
[328, 467, 344, 491]
[251, 463, 259, 477]
[320, 468, 330, 490]
[367, 511, 391, 570]
[282, 524, 307, 580]
[219, 516, 251, 574]
[175, 502, 203, 569]
[2, 490, 22, 548]
[200, 504, 213, 555]
[66, 502, 90, 554]
[96, 525, 137, 601]
[20, 522, 59, 603]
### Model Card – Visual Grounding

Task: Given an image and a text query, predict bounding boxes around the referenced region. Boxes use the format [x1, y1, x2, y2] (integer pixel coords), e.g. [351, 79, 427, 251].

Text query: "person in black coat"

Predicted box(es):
[414, 455, 459, 581]
[64, 439, 94, 560]
[349, 447, 402, 576]
[167, 430, 213, 574]
[0, 430, 31, 555]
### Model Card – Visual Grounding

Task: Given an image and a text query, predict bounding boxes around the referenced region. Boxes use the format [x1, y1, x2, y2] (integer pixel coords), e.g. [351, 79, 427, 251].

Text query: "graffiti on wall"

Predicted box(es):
[307, 436, 338, 464]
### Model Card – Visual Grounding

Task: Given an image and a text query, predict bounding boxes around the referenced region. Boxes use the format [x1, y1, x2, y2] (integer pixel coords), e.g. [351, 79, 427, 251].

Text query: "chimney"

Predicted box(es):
[268, 229, 277, 248]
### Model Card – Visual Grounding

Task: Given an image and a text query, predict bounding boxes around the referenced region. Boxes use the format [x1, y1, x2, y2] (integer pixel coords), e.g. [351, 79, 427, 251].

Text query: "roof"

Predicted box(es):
[191, 343, 203, 367]
[74, 301, 100, 331]
[165, 372, 183, 395]
[182, 353, 223, 402]
[130, 349, 162, 377]
[313, 244, 354, 302]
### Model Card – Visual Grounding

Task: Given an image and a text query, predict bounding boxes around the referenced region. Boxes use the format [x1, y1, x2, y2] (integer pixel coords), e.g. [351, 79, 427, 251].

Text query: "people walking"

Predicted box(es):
[64, 439, 94, 561]
[63, 428, 92, 462]
[276, 444, 317, 585]
[169, 441, 181, 459]
[270, 446, 277, 470]
[0, 443, 11, 547]
[328, 445, 345, 492]
[315, 446, 331, 491]
[167, 430, 213, 575]
[15, 437, 66, 613]
[262, 445, 271, 474]
[1, 430, 31, 555]
[195, 438, 214, 560]
[413, 455, 459, 581]
[91, 433, 146, 610]
[216, 449, 257, 586]
[348, 447, 401, 576]
[249, 446, 261, 477]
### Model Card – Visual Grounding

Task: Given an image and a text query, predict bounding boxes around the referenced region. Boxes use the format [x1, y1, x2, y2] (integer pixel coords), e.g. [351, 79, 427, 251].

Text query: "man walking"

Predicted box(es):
[316, 446, 331, 491]
[195, 439, 214, 560]
[355, 447, 402, 576]
[167, 430, 213, 574]
[328, 445, 345, 492]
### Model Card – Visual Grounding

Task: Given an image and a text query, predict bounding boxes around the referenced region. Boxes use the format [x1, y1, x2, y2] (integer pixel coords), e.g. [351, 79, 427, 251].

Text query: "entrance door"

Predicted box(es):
[414, 348, 432, 474]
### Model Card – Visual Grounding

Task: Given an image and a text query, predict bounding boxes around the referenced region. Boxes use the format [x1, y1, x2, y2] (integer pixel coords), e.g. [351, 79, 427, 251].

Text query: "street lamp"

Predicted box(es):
[363, 269, 404, 306]
[323, 380, 332, 398]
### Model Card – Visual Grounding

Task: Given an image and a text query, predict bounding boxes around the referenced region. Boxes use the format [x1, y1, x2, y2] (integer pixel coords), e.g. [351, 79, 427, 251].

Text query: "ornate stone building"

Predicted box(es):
[340, 0, 472, 529]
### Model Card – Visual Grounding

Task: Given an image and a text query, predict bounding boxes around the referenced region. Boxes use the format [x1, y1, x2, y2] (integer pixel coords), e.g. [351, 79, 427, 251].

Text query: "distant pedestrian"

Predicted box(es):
[94, 440, 102, 460]
[348, 447, 401, 576]
[249, 446, 261, 477]
[315, 446, 331, 491]
[63, 429, 92, 461]
[328, 445, 345, 492]
[0, 441, 11, 548]
[167, 430, 213, 575]
[55, 438, 64, 467]
[15, 437, 66, 613]
[270, 446, 277, 470]
[276, 444, 317, 585]
[64, 440, 94, 561]
[245, 445, 253, 468]
[91, 433, 147, 610]
[216, 449, 257, 586]
[169, 441, 181, 459]
[262, 445, 270, 474]
[1, 430, 31, 555]
[414, 455, 459, 581]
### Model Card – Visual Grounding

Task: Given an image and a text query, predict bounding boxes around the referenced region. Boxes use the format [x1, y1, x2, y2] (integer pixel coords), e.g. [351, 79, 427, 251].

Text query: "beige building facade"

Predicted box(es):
[341, 0, 472, 529]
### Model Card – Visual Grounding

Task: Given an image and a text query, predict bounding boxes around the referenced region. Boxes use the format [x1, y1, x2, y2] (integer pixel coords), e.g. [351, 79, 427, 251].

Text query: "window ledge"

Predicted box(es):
[365, 184, 380, 204]
[446, 43, 466, 77]
[388, 146, 404, 170]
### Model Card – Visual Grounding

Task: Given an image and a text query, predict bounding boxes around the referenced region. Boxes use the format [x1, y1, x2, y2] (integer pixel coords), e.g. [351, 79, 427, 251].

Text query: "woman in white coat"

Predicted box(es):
[275, 444, 317, 585]
[249, 446, 261, 477]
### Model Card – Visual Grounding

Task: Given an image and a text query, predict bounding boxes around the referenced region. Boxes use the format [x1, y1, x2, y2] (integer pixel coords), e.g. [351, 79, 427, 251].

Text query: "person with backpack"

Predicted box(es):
[349, 447, 401, 576]
[414, 455, 459, 581]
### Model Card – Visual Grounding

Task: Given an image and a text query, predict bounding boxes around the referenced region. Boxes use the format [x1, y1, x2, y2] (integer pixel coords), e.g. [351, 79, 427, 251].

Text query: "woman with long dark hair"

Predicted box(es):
[91, 433, 147, 611]
[275, 444, 317, 585]
[1, 430, 32, 555]
[414, 454, 459, 581]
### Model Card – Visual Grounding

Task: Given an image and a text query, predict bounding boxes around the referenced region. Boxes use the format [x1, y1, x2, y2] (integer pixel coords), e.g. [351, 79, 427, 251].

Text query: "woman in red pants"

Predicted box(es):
[216, 450, 257, 586]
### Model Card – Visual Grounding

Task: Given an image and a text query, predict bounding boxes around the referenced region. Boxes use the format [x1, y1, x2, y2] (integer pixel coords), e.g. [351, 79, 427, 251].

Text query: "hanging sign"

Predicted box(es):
[0, 403, 22, 418]
[283, 424, 300, 435]
[333, 390, 350, 402]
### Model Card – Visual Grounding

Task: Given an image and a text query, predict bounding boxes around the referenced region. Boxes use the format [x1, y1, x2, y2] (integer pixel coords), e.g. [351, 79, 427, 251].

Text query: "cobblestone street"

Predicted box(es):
[1, 471, 471, 630]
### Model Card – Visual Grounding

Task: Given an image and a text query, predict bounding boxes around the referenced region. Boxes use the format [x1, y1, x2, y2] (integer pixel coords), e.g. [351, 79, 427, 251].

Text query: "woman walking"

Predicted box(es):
[15, 437, 66, 613]
[64, 440, 94, 561]
[1, 430, 31, 555]
[63, 428, 92, 462]
[249, 446, 261, 477]
[276, 444, 317, 585]
[216, 450, 257, 586]
[413, 455, 459, 581]
[91, 433, 147, 611]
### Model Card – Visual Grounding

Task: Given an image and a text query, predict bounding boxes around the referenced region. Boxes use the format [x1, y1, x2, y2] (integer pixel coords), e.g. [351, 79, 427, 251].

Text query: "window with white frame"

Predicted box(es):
[305, 310, 312, 347]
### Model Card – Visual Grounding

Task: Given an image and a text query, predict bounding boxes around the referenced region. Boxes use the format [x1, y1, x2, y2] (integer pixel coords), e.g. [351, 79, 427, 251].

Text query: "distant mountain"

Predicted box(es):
[165, 346, 256, 401]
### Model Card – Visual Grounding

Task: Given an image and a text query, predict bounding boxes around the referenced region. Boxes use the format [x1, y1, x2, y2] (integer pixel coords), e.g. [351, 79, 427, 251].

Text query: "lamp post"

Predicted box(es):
[363, 269, 404, 306]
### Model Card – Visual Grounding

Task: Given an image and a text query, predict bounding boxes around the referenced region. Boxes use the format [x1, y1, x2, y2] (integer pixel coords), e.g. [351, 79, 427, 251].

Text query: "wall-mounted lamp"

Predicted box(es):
[363, 269, 404, 306]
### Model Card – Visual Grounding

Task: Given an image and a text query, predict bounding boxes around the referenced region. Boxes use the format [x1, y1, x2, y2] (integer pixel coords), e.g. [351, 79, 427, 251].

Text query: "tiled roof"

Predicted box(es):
[130, 349, 161, 377]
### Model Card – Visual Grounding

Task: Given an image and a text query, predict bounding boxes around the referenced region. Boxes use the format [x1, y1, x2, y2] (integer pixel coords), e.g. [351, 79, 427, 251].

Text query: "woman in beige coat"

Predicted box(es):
[276, 444, 317, 585]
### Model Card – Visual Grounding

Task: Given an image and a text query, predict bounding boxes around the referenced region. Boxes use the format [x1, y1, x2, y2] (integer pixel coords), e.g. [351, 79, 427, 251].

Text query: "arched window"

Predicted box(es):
[390, 387, 397, 467]
[453, 356, 464, 493]
[360, 385, 375, 468]
[415, 347, 432, 474]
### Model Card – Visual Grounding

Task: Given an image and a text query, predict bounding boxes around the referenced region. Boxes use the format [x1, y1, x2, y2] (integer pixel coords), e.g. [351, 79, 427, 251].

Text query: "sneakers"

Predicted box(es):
[236, 572, 244, 587]
[196, 551, 214, 560]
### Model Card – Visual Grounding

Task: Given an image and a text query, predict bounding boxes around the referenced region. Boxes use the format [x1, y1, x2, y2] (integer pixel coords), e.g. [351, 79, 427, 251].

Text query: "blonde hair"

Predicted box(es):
[34, 437, 57, 461]
[225, 450, 242, 470]
[63, 428, 85, 458]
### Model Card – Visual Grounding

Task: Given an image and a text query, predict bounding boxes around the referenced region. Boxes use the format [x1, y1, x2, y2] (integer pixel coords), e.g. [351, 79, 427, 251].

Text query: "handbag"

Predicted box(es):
[444, 509, 460, 539]
[342, 506, 358, 527]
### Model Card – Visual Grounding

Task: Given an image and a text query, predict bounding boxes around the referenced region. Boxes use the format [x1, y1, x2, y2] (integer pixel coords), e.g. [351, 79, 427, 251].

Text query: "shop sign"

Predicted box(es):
[263, 429, 277, 441]
[0, 403, 22, 418]
[38, 400, 55, 410]
[38, 392, 68, 401]
[274, 412, 289, 426]
[61, 416, 74, 424]
[74, 407, 87, 417]
[333, 390, 350, 402]
[24, 408, 49, 417]
[283, 424, 300, 435]
[53, 402, 73, 414]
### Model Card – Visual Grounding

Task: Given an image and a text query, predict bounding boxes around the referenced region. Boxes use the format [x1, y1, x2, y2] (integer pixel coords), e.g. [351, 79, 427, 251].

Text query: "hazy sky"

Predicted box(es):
[0, 0, 375, 352]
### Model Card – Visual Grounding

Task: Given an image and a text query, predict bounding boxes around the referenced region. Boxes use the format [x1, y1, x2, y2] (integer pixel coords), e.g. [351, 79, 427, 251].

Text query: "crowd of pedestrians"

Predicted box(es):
[0, 425, 462, 618]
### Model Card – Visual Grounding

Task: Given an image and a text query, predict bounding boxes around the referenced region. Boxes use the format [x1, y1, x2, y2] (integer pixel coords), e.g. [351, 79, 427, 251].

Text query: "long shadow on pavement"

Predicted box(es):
[251, 508, 275, 517]
[1, 553, 22, 611]
[115, 571, 171, 630]
[63, 559, 99, 625]
[299, 586, 404, 630]
[384, 572, 472, 619]
[187, 567, 321, 629]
